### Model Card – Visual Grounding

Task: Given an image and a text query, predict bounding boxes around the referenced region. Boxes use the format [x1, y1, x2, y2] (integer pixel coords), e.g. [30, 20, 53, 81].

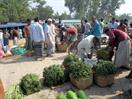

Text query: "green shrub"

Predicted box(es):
[43, 64, 65, 87]
[69, 60, 92, 80]
[63, 53, 79, 67]
[20, 74, 41, 95]
[95, 60, 117, 76]
[97, 48, 110, 60]
[63, 53, 80, 81]
[5, 84, 23, 99]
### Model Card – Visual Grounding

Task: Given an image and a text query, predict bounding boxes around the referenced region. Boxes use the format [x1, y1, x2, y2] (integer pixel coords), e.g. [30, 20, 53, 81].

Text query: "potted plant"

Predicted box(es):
[0, 79, 4, 99]
[94, 60, 117, 87]
[69, 60, 93, 89]
[63, 53, 80, 81]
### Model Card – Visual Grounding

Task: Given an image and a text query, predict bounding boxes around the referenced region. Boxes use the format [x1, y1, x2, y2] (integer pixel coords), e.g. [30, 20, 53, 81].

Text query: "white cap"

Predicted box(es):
[48, 18, 52, 22]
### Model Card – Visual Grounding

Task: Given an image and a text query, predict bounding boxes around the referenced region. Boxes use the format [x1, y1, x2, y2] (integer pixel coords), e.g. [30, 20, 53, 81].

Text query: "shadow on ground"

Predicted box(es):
[48, 70, 132, 99]
[0, 55, 35, 64]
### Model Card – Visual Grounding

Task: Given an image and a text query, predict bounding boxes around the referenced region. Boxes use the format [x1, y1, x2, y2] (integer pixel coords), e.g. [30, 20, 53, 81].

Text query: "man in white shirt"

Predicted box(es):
[0, 30, 4, 47]
[30, 17, 45, 60]
[77, 35, 99, 59]
[45, 18, 56, 57]
[108, 18, 118, 29]
[84, 19, 91, 36]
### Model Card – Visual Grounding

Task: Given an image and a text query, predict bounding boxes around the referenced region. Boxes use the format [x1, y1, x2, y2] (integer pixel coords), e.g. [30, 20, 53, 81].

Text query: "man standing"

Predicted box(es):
[84, 19, 91, 36]
[108, 18, 118, 29]
[0, 30, 4, 47]
[30, 17, 45, 60]
[45, 18, 56, 57]
[23, 19, 32, 51]
[80, 19, 85, 40]
[58, 18, 64, 28]
[11, 28, 19, 46]
[90, 16, 102, 48]
[100, 19, 105, 34]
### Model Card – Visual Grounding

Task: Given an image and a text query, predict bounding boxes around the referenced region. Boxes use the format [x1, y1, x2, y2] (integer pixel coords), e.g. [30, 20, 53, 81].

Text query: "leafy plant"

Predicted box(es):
[96, 48, 110, 60]
[5, 84, 23, 99]
[63, 53, 79, 67]
[63, 53, 80, 81]
[95, 60, 117, 76]
[69, 60, 92, 80]
[20, 74, 41, 95]
[43, 64, 65, 87]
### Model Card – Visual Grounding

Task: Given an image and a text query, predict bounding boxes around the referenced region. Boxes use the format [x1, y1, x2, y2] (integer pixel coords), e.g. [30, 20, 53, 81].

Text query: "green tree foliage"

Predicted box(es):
[0, 0, 32, 22]
[116, 13, 132, 21]
[54, 12, 71, 19]
[60, 12, 72, 19]
[37, 5, 54, 20]
[33, 0, 54, 20]
[0, 0, 54, 22]
[65, 0, 125, 19]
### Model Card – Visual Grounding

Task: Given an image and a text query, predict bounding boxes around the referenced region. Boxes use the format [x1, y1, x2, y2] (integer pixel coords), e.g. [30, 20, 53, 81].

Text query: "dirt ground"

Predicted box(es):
[0, 39, 132, 99]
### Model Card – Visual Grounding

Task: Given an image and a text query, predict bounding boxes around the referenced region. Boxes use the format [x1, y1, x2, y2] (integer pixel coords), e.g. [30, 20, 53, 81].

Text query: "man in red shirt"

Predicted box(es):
[62, 27, 78, 53]
[105, 28, 131, 69]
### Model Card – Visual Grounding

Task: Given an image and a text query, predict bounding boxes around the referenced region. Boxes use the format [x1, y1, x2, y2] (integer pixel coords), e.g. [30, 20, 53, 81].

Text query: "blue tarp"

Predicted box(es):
[0, 23, 27, 28]
[62, 20, 81, 23]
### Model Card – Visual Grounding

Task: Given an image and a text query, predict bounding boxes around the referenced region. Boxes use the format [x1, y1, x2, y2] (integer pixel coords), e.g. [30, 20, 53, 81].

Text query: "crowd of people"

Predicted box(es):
[0, 16, 132, 78]
[0, 15, 132, 97]
[79, 17, 132, 78]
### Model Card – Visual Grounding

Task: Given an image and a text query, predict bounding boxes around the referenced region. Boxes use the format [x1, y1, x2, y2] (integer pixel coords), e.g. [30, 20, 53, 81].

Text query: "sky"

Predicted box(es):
[46, 0, 132, 15]
[116, 0, 132, 15]
[45, 0, 69, 14]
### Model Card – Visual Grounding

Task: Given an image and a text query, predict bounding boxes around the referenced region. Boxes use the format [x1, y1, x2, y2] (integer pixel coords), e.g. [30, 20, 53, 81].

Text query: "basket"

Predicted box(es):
[70, 74, 93, 89]
[3, 51, 12, 58]
[25, 51, 34, 56]
[94, 74, 114, 87]
[57, 43, 68, 52]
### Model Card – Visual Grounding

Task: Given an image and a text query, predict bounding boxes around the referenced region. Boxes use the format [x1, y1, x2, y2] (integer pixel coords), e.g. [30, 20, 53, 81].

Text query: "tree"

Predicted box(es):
[60, 12, 71, 19]
[0, 0, 32, 22]
[65, 0, 90, 19]
[116, 13, 132, 21]
[54, 12, 71, 19]
[65, 0, 125, 19]
[54, 12, 60, 19]
[31, 0, 54, 20]
[0, 0, 54, 22]
[37, 5, 54, 20]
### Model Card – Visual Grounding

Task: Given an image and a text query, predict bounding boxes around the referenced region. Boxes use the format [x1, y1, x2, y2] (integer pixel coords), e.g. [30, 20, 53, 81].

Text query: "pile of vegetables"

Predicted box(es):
[96, 48, 110, 60]
[5, 84, 23, 99]
[69, 60, 92, 80]
[95, 60, 117, 76]
[63, 53, 79, 67]
[43, 64, 65, 87]
[63, 53, 80, 81]
[57, 90, 89, 99]
[20, 74, 41, 95]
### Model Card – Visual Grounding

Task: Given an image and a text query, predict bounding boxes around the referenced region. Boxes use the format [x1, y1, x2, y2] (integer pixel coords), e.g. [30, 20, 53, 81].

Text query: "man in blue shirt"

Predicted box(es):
[90, 16, 102, 48]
